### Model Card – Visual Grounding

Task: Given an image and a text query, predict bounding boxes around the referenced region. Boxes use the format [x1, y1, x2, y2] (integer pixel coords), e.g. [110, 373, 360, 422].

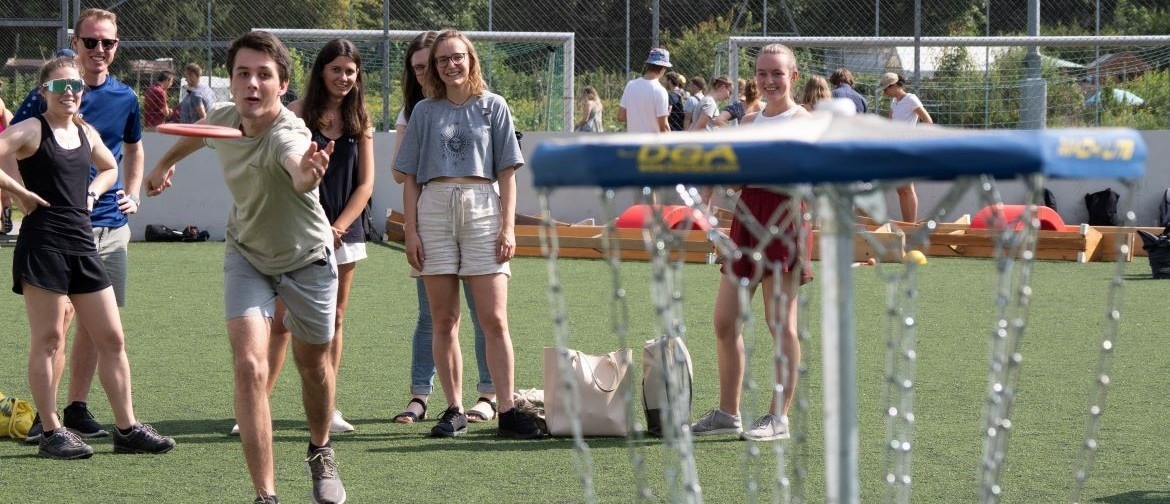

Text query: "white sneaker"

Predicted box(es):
[690, 409, 741, 436]
[330, 410, 355, 433]
[229, 423, 240, 436]
[741, 414, 789, 441]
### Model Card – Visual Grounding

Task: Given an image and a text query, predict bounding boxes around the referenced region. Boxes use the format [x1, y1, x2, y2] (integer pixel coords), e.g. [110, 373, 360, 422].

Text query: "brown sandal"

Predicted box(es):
[393, 398, 428, 424]
[466, 397, 497, 423]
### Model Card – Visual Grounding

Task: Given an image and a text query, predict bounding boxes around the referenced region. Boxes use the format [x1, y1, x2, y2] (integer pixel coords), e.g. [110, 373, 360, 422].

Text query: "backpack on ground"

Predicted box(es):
[0, 391, 35, 440]
[145, 224, 185, 242]
[1084, 188, 1120, 226]
[1042, 188, 1057, 212]
[1137, 225, 1170, 279]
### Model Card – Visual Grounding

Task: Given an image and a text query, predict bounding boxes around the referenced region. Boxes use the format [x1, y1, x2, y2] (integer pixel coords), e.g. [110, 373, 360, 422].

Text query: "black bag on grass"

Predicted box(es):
[145, 224, 184, 242]
[1084, 188, 1120, 226]
[1137, 226, 1170, 279]
[181, 226, 210, 242]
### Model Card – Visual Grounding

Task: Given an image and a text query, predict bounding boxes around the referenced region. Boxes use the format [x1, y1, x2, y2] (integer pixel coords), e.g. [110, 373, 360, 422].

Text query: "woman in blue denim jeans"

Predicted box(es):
[390, 30, 496, 426]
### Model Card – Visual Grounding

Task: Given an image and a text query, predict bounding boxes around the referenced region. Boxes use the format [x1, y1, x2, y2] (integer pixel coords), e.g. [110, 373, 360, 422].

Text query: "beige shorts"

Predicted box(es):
[415, 182, 510, 278]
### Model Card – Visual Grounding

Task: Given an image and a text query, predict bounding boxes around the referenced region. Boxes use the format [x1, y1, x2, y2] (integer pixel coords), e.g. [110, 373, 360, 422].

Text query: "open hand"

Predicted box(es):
[300, 140, 335, 184]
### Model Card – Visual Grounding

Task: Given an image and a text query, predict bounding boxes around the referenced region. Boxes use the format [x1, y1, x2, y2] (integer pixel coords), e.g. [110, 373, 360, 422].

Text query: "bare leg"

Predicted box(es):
[422, 274, 463, 410]
[229, 316, 277, 498]
[897, 184, 918, 223]
[332, 262, 356, 378]
[268, 299, 291, 396]
[465, 273, 515, 412]
[24, 285, 71, 432]
[291, 337, 334, 447]
[68, 288, 138, 429]
[68, 319, 99, 404]
[761, 271, 801, 416]
[712, 275, 752, 415]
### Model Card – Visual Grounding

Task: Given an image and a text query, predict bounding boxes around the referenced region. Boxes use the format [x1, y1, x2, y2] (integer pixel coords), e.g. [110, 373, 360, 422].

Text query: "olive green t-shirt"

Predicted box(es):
[204, 102, 332, 275]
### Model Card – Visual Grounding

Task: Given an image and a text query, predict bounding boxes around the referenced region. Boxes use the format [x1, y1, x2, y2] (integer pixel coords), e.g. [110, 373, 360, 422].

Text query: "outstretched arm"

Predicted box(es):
[145, 134, 206, 196]
[284, 140, 335, 193]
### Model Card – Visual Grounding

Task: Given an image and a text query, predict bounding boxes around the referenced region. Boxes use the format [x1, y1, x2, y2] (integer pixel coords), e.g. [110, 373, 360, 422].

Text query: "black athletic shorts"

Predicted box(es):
[11, 245, 111, 296]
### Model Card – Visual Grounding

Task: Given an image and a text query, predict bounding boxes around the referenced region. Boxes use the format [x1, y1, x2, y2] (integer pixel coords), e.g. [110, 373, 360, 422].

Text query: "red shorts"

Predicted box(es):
[722, 187, 813, 285]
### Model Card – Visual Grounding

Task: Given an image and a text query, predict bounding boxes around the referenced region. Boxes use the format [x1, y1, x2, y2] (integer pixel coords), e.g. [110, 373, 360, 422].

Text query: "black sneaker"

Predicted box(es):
[305, 446, 346, 503]
[0, 207, 11, 234]
[38, 429, 94, 460]
[25, 412, 44, 444]
[63, 401, 109, 438]
[498, 408, 543, 439]
[429, 406, 467, 437]
[113, 423, 176, 454]
[252, 495, 280, 504]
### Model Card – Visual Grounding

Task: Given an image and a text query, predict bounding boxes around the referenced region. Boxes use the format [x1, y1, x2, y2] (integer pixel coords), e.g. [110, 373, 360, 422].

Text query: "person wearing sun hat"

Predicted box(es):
[618, 47, 672, 133]
[877, 71, 933, 222]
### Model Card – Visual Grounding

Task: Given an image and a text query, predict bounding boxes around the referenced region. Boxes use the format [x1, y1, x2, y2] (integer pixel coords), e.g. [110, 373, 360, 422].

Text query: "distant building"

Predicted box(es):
[1084, 52, 1150, 82]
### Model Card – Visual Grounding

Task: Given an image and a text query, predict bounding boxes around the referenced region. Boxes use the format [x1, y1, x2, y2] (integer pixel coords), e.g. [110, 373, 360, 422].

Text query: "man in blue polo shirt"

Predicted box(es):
[829, 67, 869, 114]
[14, 8, 144, 444]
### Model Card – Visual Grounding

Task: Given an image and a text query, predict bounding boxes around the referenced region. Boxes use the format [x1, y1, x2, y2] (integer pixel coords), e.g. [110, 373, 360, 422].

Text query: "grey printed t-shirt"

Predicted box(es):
[394, 91, 524, 183]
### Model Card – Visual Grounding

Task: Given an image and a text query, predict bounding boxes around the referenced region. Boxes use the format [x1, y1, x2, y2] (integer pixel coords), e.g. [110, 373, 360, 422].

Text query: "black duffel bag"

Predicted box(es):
[1137, 226, 1170, 279]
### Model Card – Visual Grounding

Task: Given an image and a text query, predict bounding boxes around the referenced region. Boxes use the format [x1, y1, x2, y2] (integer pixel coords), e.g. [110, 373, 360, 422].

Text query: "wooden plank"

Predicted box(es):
[515, 246, 711, 264]
[1092, 226, 1164, 258]
[928, 245, 1085, 262]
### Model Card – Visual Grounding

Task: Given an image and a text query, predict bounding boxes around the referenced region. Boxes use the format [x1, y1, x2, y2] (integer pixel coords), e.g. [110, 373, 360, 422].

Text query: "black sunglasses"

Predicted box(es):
[79, 37, 118, 50]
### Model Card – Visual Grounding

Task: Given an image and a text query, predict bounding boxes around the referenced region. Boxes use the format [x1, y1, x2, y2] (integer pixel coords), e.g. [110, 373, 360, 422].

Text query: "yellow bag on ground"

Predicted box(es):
[0, 391, 36, 440]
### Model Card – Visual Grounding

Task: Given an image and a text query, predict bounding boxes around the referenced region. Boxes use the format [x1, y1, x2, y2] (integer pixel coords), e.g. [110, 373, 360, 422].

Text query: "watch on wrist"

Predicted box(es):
[87, 190, 99, 201]
[129, 194, 141, 205]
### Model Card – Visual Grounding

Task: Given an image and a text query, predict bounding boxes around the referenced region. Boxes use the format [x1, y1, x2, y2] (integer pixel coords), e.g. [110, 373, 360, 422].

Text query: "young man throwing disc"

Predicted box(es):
[145, 31, 342, 504]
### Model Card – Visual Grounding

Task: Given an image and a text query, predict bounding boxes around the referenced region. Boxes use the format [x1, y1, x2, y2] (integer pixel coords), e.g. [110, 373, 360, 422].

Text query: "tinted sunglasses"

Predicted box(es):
[79, 37, 118, 50]
[42, 78, 85, 94]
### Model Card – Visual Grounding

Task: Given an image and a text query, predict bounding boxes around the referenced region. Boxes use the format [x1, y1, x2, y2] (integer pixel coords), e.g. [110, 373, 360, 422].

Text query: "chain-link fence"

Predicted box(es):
[2, 0, 1166, 130]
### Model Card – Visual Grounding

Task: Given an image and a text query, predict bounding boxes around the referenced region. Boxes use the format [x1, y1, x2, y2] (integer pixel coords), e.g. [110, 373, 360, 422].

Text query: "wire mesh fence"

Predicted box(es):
[2, 0, 1166, 130]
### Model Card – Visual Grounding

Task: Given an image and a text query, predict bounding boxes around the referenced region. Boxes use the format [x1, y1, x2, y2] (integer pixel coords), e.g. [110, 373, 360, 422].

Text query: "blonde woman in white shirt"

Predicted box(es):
[877, 72, 933, 222]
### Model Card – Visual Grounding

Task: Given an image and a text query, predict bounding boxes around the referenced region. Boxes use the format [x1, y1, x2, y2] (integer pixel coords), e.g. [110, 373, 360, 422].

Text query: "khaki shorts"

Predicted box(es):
[93, 225, 130, 307]
[415, 182, 510, 278]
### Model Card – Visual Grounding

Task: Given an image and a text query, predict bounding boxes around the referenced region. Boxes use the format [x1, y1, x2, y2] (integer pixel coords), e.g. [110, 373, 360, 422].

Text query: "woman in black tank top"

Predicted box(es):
[0, 57, 175, 458]
[261, 38, 374, 434]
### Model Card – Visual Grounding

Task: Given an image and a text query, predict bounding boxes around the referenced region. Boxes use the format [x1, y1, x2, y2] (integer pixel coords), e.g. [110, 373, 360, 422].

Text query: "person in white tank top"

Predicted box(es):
[690, 43, 810, 443]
